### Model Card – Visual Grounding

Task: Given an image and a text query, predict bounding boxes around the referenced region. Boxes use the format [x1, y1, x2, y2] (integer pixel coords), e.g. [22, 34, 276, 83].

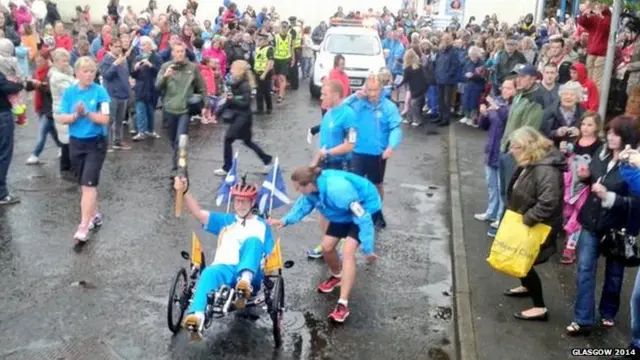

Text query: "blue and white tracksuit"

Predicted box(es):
[281, 170, 382, 254]
[188, 213, 274, 314]
[342, 95, 403, 156]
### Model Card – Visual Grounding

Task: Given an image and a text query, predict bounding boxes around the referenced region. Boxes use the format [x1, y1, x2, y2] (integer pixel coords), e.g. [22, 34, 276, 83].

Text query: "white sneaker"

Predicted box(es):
[306, 129, 313, 144]
[411, 121, 421, 127]
[57, 149, 62, 158]
[214, 168, 228, 176]
[402, 118, 410, 124]
[458, 117, 469, 124]
[26, 155, 39, 165]
[490, 220, 500, 228]
[183, 312, 205, 341]
[474, 213, 489, 221]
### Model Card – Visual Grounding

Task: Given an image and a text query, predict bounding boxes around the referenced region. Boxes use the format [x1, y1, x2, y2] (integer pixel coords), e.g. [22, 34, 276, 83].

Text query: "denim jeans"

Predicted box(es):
[632, 269, 640, 348]
[32, 114, 61, 157]
[300, 56, 312, 78]
[165, 112, 190, 171]
[109, 98, 128, 145]
[135, 101, 155, 134]
[484, 165, 503, 220]
[574, 230, 625, 326]
[0, 111, 15, 198]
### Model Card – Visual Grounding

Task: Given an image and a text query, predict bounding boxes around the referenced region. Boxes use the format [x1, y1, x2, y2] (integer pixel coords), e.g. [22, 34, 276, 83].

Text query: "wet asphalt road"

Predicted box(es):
[0, 84, 454, 360]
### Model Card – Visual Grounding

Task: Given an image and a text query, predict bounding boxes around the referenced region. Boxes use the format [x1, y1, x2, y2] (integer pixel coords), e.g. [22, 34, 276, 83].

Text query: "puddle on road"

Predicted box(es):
[168, 310, 328, 359]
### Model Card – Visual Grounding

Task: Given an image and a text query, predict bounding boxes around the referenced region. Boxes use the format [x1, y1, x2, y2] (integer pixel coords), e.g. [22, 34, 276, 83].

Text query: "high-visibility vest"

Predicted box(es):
[292, 26, 302, 48]
[254, 46, 271, 73]
[274, 33, 292, 59]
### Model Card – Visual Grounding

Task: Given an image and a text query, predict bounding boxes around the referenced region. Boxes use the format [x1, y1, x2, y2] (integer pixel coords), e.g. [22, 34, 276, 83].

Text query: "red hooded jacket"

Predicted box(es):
[33, 63, 50, 114]
[571, 62, 599, 112]
[198, 64, 216, 95]
[54, 34, 73, 52]
[577, 9, 611, 57]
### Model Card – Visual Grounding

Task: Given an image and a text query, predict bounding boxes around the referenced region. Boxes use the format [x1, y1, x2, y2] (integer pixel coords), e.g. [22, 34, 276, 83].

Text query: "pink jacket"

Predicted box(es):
[563, 155, 590, 235]
[15, 8, 32, 32]
[203, 47, 227, 76]
[199, 64, 216, 95]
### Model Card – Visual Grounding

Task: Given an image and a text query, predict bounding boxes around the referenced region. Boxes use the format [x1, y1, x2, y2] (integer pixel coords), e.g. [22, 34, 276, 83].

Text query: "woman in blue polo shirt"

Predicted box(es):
[57, 56, 111, 243]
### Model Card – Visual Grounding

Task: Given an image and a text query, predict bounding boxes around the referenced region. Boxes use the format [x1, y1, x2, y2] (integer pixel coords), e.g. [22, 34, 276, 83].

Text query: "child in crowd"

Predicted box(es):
[199, 57, 218, 124]
[560, 112, 603, 264]
[0, 39, 26, 125]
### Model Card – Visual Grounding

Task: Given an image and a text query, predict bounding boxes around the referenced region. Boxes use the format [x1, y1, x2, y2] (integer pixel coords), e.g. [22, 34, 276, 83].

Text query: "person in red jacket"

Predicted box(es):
[577, 2, 611, 91]
[53, 21, 73, 51]
[570, 62, 600, 112]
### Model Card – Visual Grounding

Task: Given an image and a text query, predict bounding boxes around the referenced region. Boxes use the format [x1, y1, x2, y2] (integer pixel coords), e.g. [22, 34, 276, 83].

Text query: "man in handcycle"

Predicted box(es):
[173, 176, 274, 341]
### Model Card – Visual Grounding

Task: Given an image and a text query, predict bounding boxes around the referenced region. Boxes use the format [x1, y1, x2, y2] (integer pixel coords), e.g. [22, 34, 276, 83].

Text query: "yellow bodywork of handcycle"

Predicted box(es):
[190, 231, 284, 275]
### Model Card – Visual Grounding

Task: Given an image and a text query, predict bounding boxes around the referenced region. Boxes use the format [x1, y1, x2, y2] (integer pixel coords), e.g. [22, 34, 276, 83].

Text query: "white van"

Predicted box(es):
[309, 20, 386, 99]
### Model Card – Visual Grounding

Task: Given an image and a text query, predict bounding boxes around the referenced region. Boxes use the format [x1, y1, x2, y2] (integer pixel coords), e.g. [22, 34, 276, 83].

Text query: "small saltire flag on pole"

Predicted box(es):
[257, 157, 291, 215]
[215, 153, 239, 207]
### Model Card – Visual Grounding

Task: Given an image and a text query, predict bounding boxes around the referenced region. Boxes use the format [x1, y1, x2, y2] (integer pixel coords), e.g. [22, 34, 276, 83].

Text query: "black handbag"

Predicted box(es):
[600, 197, 640, 267]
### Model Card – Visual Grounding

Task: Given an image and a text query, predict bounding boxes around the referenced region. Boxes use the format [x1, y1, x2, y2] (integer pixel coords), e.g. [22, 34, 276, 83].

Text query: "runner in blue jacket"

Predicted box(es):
[342, 74, 402, 228]
[268, 166, 381, 323]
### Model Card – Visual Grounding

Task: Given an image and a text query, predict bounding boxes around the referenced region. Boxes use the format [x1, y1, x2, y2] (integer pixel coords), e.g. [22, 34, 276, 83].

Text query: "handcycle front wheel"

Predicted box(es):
[167, 268, 188, 334]
[269, 277, 285, 347]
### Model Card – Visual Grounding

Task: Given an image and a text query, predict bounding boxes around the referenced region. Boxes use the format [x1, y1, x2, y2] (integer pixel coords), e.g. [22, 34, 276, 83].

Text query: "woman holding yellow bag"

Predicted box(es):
[499, 127, 565, 321]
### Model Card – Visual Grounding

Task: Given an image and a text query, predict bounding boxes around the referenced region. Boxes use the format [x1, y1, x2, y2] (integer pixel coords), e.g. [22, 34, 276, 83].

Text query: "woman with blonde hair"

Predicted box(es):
[396, 48, 431, 127]
[50, 48, 76, 177]
[57, 56, 111, 243]
[214, 60, 272, 176]
[501, 126, 565, 321]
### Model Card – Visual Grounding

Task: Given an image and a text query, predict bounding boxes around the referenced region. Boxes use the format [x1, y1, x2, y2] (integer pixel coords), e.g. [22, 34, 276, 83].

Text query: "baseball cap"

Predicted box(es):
[512, 63, 538, 77]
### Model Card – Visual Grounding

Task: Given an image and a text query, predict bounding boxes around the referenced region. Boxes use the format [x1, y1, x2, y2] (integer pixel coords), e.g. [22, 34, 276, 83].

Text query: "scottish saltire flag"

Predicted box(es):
[257, 160, 291, 215]
[215, 156, 238, 207]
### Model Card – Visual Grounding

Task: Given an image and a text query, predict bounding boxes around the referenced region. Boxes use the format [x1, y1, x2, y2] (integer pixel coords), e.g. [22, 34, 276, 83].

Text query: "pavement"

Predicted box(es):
[451, 123, 639, 360]
[0, 85, 455, 360]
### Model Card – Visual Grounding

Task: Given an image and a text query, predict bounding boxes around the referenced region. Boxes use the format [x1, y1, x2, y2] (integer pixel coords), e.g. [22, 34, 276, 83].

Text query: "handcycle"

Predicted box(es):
[166, 232, 294, 347]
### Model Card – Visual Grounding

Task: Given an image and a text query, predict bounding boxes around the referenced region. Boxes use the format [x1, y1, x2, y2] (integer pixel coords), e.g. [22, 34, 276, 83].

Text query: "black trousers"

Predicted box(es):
[437, 84, 456, 123]
[520, 267, 545, 308]
[60, 143, 72, 172]
[288, 48, 302, 90]
[255, 74, 273, 112]
[223, 136, 272, 171]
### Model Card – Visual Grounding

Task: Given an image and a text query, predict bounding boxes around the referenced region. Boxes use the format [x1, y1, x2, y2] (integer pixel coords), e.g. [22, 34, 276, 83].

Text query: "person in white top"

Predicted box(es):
[173, 176, 274, 341]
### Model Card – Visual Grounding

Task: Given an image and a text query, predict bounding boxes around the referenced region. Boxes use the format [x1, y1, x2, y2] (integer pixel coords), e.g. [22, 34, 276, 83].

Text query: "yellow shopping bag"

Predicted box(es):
[486, 210, 552, 278]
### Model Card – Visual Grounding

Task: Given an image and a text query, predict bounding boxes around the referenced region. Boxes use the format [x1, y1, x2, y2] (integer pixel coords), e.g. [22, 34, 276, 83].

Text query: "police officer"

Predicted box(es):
[254, 33, 274, 114]
[288, 16, 302, 90]
[274, 21, 294, 103]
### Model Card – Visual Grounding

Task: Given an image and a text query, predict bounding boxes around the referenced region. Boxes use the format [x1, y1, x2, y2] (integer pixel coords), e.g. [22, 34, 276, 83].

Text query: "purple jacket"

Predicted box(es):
[478, 98, 510, 167]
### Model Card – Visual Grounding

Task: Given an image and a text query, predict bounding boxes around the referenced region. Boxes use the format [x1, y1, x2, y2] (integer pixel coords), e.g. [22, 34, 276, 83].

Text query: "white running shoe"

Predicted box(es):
[26, 155, 39, 165]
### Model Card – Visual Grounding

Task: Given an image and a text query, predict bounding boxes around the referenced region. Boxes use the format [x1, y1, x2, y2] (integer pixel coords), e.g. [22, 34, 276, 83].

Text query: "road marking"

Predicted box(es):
[400, 183, 439, 191]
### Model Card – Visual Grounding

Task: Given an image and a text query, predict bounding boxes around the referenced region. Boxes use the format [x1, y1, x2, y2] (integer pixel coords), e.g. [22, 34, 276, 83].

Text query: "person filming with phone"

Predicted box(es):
[155, 40, 208, 178]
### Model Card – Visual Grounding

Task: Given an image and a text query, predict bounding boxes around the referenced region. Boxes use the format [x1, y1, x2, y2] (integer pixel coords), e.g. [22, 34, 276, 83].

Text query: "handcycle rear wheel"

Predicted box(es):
[270, 277, 285, 347]
[167, 268, 188, 334]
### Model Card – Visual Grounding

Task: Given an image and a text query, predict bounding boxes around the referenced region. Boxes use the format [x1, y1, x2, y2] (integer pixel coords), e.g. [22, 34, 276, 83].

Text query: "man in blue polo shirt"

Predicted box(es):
[306, 79, 357, 259]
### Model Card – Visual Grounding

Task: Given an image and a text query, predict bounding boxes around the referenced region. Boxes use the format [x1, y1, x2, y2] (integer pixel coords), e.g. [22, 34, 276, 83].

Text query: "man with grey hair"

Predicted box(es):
[495, 36, 527, 86]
